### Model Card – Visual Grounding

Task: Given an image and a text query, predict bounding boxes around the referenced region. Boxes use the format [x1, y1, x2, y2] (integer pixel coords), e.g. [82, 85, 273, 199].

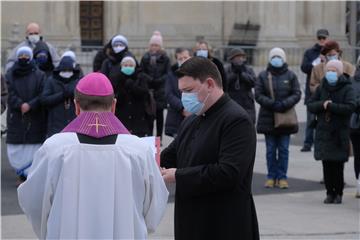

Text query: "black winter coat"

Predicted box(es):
[161, 95, 259, 240]
[114, 71, 152, 137]
[301, 43, 322, 103]
[165, 64, 185, 137]
[308, 75, 356, 161]
[5, 62, 46, 144]
[41, 70, 80, 137]
[226, 63, 256, 123]
[255, 64, 301, 135]
[140, 50, 170, 109]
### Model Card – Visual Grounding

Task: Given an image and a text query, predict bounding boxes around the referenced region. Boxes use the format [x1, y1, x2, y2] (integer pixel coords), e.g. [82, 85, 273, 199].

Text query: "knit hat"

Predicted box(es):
[61, 50, 76, 62]
[326, 60, 343, 75]
[149, 31, 163, 47]
[227, 48, 246, 61]
[269, 47, 286, 62]
[16, 46, 33, 60]
[321, 40, 340, 55]
[56, 56, 75, 71]
[76, 72, 114, 96]
[121, 56, 136, 65]
[111, 35, 128, 47]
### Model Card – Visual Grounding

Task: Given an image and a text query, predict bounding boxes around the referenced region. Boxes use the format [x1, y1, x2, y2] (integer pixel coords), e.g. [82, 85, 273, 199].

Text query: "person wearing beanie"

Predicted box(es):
[310, 40, 355, 94]
[41, 56, 82, 137]
[113, 56, 153, 137]
[140, 31, 171, 141]
[5, 22, 60, 73]
[225, 48, 257, 123]
[255, 47, 301, 189]
[350, 55, 360, 198]
[18, 72, 169, 239]
[100, 34, 137, 86]
[308, 59, 356, 204]
[5, 45, 47, 186]
[61, 50, 84, 78]
[300, 29, 330, 153]
[194, 40, 227, 91]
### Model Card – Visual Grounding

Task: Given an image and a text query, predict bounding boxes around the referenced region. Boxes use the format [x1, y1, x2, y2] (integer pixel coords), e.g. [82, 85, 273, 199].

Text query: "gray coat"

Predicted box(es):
[308, 75, 356, 161]
[5, 39, 60, 73]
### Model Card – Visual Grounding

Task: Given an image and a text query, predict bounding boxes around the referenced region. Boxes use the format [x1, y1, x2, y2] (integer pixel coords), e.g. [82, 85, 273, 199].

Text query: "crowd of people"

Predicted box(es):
[0, 21, 359, 239]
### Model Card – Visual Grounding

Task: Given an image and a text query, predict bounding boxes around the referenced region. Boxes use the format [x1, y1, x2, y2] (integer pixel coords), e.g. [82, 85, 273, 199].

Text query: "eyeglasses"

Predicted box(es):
[317, 36, 327, 41]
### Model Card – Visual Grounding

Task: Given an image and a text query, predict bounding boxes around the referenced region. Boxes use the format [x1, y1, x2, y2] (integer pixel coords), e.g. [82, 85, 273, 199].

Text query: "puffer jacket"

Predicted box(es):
[308, 75, 356, 161]
[255, 64, 301, 135]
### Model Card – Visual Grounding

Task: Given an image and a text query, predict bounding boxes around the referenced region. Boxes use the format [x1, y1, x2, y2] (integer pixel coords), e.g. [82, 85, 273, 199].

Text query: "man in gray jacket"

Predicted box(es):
[5, 22, 59, 73]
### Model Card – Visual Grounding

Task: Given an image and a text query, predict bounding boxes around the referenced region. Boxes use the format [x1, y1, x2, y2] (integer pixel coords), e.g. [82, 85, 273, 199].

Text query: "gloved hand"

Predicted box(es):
[272, 101, 286, 112]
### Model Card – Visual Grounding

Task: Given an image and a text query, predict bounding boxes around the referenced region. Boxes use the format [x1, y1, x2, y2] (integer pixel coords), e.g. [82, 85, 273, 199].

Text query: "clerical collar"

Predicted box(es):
[62, 111, 130, 138]
[201, 94, 229, 117]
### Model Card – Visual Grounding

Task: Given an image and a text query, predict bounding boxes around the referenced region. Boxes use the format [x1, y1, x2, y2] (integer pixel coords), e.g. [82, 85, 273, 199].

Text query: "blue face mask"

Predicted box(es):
[181, 91, 209, 115]
[196, 50, 208, 58]
[121, 66, 135, 75]
[270, 57, 284, 68]
[326, 55, 338, 61]
[36, 55, 48, 65]
[325, 71, 338, 86]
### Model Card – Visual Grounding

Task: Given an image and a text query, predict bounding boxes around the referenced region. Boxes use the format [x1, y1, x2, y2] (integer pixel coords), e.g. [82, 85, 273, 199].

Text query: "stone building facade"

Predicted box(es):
[1, 1, 357, 70]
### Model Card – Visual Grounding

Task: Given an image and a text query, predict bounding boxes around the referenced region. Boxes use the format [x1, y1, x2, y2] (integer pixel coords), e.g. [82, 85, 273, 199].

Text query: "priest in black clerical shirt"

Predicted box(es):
[161, 57, 259, 240]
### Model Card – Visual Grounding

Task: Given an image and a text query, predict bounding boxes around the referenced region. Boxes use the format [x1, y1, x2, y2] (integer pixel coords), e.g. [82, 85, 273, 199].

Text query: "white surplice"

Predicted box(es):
[17, 132, 169, 239]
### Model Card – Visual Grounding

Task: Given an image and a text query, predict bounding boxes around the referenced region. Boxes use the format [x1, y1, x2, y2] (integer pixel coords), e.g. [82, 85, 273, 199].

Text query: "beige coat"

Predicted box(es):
[309, 60, 355, 94]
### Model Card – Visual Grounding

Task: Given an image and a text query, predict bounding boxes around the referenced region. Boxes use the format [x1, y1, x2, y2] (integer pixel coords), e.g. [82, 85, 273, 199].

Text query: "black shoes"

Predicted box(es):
[300, 145, 311, 152]
[323, 195, 334, 204]
[324, 195, 342, 204]
[333, 195, 342, 204]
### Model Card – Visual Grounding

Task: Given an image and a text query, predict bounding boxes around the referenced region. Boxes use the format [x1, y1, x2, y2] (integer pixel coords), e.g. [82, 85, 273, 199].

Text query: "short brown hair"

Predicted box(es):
[74, 89, 114, 111]
[175, 56, 222, 87]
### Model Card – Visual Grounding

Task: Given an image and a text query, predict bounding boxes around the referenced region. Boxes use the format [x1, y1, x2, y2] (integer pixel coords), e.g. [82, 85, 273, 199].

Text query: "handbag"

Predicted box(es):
[268, 73, 298, 128]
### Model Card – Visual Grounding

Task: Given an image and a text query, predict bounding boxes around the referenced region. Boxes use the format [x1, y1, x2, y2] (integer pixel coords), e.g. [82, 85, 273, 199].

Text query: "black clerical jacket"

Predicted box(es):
[161, 94, 259, 240]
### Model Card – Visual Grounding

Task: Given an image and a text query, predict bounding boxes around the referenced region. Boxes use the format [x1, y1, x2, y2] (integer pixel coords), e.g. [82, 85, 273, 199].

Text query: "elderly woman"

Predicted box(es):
[115, 56, 152, 137]
[308, 60, 356, 204]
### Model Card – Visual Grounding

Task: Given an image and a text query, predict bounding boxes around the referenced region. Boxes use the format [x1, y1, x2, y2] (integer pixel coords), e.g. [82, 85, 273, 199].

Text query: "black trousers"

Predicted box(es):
[322, 161, 344, 196]
[350, 133, 360, 179]
[149, 108, 164, 138]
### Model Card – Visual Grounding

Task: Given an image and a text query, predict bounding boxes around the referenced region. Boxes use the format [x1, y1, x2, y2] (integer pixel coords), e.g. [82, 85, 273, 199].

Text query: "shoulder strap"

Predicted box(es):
[267, 72, 275, 100]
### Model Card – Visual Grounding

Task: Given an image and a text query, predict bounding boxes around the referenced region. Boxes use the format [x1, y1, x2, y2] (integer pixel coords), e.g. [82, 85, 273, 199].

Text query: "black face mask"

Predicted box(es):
[18, 58, 31, 66]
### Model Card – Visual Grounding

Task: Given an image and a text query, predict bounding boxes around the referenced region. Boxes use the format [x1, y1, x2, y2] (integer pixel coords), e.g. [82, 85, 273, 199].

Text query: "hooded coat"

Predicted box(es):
[33, 41, 55, 77]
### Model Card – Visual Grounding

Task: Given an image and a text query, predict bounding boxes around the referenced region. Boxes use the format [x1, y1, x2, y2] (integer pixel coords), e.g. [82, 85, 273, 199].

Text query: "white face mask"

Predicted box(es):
[28, 34, 40, 44]
[113, 46, 125, 54]
[59, 71, 73, 79]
